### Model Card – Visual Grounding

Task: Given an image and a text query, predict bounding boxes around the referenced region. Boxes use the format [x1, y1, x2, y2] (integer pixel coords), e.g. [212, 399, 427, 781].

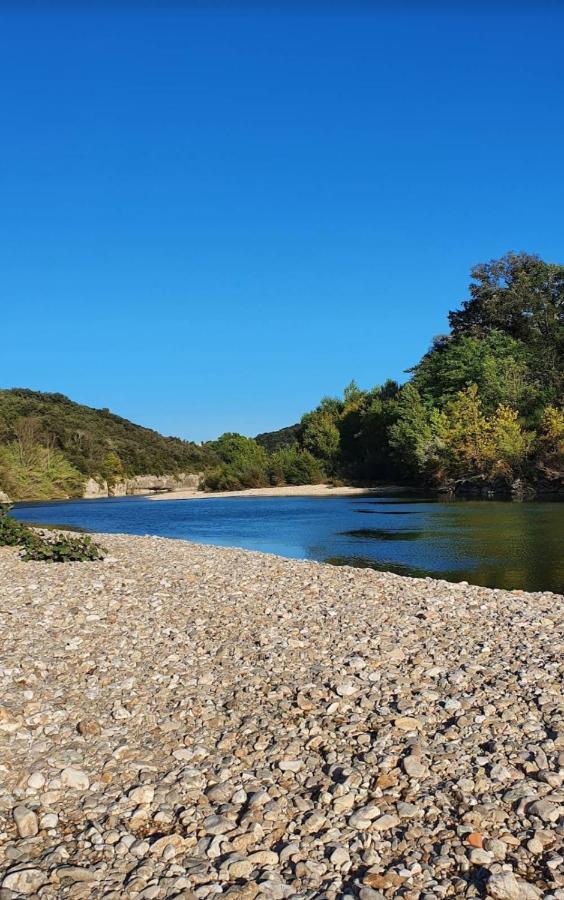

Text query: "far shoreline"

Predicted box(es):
[148, 483, 398, 502]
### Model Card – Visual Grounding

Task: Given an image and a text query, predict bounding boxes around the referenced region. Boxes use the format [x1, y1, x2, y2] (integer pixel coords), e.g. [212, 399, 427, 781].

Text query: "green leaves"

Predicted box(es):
[0, 504, 105, 563]
[21, 533, 106, 563]
[203, 433, 324, 490]
[0, 503, 32, 546]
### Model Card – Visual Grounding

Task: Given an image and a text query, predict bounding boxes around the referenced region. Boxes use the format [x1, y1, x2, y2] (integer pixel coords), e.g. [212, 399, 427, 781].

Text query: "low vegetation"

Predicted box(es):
[0, 390, 212, 500]
[0, 503, 105, 562]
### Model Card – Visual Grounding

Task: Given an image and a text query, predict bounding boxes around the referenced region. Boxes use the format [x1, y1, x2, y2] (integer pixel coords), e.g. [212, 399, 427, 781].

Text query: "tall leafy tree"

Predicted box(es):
[387, 384, 436, 479]
[449, 252, 563, 397]
[449, 252, 563, 345]
[412, 332, 540, 414]
[300, 402, 341, 472]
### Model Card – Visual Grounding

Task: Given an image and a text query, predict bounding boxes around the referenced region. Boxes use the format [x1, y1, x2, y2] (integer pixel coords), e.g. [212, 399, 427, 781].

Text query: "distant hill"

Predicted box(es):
[255, 423, 300, 452]
[0, 389, 213, 499]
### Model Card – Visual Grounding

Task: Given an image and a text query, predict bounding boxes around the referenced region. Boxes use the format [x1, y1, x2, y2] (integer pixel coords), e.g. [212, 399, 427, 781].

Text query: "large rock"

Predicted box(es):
[83, 477, 108, 498]
[124, 472, 202, 495]
[487, 872, 542, 899]
[82, 472, 202, 498]
[13, 806, 38, 837]
[2, 868, 45, 894]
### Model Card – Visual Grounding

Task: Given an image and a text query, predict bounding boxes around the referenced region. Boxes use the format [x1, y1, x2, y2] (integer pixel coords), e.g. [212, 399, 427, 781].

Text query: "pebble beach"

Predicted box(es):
[0, 533, 562, 899]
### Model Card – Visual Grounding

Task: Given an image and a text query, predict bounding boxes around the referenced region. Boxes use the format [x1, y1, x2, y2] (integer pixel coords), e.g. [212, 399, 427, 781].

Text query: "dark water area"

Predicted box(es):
[11, 493, 564, 593]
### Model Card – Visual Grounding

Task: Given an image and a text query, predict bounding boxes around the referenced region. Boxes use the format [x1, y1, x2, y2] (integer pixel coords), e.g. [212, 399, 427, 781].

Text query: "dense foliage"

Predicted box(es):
[259, 252, 563, 496]
[0, 389, 214, 499]
[255, 424, 300, 453]
[0, 504, 105, 561]
[202, 433, 323, 491]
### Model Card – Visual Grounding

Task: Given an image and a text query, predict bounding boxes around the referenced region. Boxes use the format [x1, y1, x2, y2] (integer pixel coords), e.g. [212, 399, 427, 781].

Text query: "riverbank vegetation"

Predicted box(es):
[1, 252, 562, 500]
[0, 390, 213, 500]
[256, 252, 563, 497]
[201, 433, 323, 492]
[0, 503, 105, 561]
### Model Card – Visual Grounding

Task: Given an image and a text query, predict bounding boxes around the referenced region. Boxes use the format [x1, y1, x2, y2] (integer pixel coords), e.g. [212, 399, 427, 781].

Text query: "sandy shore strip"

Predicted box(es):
[0, 535, 562, 899]
[148, 483, 391, 502]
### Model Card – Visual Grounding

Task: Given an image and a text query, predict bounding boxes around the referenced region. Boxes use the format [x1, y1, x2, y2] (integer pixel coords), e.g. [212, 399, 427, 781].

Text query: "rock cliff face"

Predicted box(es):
[82, 472, 202, 499]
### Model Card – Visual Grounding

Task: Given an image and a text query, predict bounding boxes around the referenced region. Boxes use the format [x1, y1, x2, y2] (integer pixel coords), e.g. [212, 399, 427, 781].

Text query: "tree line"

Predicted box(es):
[218, 252, 563, 497]
[0, 390, 211, 500]
[1, 252, 562, 500]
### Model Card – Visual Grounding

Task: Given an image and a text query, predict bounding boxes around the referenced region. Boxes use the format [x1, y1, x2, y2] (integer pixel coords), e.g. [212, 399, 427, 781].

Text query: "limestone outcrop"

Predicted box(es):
[82, 472, 202, 498]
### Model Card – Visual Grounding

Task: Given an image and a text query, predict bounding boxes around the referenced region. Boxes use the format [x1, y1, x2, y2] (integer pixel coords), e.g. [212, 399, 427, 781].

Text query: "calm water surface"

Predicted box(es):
[12, 494, 564, 593]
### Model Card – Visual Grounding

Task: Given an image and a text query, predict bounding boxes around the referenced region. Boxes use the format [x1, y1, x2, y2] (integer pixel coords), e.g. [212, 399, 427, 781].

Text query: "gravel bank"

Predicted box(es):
[0, 534, 562, 899]
[148, 485, 384, 502]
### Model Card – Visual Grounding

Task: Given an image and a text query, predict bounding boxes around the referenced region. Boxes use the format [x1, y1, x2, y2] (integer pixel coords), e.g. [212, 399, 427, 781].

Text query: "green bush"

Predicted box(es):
[0, 504, 32, 546]
[202, 433, 271, 491]
[0, 503, 105, 562]
[22, 532, 105, 562]
[269, 446, 324, 485]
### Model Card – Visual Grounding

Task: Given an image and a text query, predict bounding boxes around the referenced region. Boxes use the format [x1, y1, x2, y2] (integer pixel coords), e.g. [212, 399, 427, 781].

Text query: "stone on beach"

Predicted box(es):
[0, 532, 561, 899]
[60, 766, 90, 790]
[486, 871, 543, 899]
[13, 805, 39, 837]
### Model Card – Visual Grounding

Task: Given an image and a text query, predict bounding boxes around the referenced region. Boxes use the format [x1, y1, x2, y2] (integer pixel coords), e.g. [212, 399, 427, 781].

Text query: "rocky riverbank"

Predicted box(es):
[0, 535, 562, 899]
[83, 473, 202, 499]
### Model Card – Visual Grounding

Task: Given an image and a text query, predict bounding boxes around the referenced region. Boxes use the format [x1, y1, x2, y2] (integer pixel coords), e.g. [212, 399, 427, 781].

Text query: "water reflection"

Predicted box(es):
[12, 494, 564, 593]
[331, 501, 563, 592]
[353, 509, 417, 515]
[340, 528, 422, 541]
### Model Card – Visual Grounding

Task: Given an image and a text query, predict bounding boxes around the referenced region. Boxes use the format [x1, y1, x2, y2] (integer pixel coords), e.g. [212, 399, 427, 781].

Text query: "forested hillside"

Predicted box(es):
[0, 390, 213, 500]
[255, 424, 300, 452]
[2, 252, 562, 501]
[253, 252, 564, 497]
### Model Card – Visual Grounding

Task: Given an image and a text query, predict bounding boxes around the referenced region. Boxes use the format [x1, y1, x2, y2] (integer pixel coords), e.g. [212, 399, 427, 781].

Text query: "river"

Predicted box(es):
[11, 493, 563, 593]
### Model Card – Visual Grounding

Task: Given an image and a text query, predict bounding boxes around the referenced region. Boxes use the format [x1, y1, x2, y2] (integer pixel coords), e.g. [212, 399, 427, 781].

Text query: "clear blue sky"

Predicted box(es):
[2, 3, 563, 441]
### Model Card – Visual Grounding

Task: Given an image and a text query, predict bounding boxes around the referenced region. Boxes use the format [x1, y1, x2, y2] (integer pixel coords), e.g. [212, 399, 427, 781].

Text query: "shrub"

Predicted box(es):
[22, 532, 106, 562]
[0, 503, 32, 546]
[269, 446, 324, 485]
[0, 503, 105, 562]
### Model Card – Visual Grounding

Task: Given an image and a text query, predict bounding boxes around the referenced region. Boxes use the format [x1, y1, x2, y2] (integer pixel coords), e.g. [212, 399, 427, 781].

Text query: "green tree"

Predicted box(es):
[300, 404, 341, 471]
[412, 332, 541, 414]
[487, 405, 532, 481]
[269, 446, 324, 485]
[204, 433, 270, 491]
[449, 252, 563, 397]
[449, 252, 563, 345]
[101, 450, 125, 484]
[387, 384, 436, 479]
[430, 384, 491, 483]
